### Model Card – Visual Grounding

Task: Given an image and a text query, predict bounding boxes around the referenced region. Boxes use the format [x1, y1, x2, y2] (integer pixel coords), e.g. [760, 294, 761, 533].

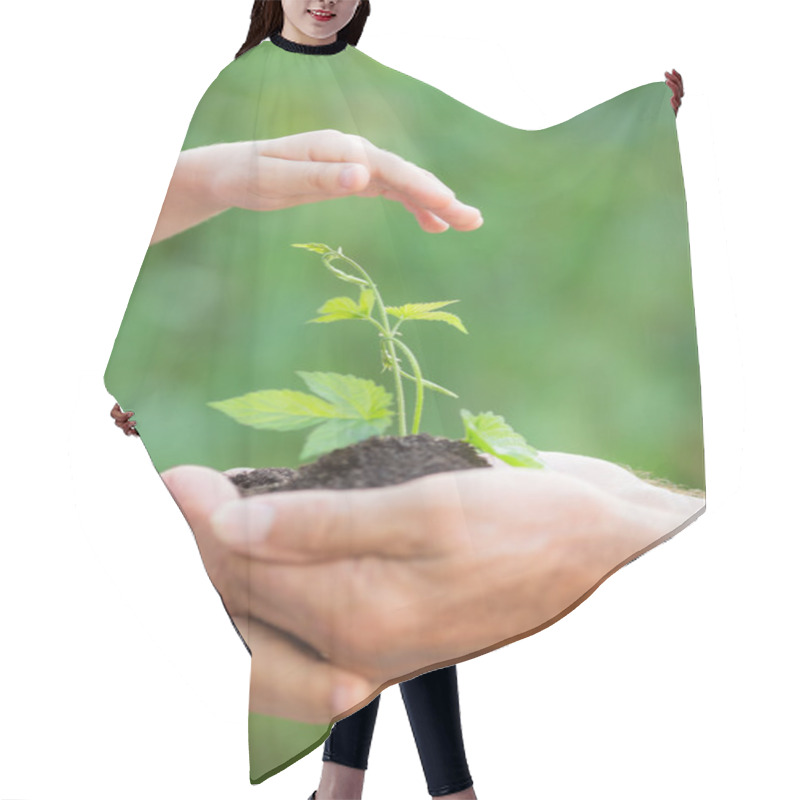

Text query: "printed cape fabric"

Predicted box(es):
[104, 35, 704, 783]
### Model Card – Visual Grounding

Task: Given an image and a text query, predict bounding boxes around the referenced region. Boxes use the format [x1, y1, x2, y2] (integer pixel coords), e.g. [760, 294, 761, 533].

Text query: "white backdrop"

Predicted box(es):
[1, 1, 798, 798]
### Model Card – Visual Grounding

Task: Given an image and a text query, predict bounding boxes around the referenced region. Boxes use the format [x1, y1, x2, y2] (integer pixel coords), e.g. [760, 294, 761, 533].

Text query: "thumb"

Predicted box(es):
[161, 465, 241, 552]
[208, 476, 463, 562]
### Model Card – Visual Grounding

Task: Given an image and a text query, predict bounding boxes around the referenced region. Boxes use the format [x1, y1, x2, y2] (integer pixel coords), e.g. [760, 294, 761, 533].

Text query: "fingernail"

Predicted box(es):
[338, 164, 358, 190]
[211, 500, 275, 544]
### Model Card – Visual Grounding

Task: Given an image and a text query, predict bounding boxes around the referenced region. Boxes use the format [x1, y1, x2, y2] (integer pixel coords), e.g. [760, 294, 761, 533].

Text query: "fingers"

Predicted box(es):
[159, 466, 408, 701]
[380, 189, 451, 232]
[250, 157, 371, 203]
[256, 130, 483, 232]
[160, 466, 365, 658]
[236, 614, 375, 724]
[209, 473, 469, 562]
[110, 402, 129, 422]
[162, 463, 241, 511]
[110, 402, 139, 436]
[250, 160, 469, 232]
[665, 68, 684, 115]
[161, 466, 249, 592]
[540, 451, 704, 524]
[665, 75, 684, 97]
[379, 186, 479, 232]
[258, 129, 372, 163]
[367, 153, 483, 231]
[408, 207, 451, 233]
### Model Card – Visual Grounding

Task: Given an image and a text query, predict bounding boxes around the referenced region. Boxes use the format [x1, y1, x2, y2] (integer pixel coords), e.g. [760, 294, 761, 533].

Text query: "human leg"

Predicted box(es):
[400, 666, 475, 798]
[314, 694, 382, 800]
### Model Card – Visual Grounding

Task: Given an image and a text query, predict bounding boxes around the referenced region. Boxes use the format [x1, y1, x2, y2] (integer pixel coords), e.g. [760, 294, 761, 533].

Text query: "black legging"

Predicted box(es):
[323, 665, 473, 797]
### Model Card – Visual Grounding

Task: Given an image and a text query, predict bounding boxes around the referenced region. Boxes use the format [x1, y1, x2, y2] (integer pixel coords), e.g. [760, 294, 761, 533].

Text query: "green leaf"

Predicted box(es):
[295, 373, 394, 460]
[300, 418, 391, 461]
[292, 242, 331, 254]
[386, 301, 468, 334]
[209, 373, 393, 458]
[389, 301, 459, 314]
[297, 372, 393, 422]
[208, 390, 344, 431]
[461, 410, 544, 468]
[358, 288, 375, 316]
[413, 311, 468, 332]
[310, 295, 364, 323]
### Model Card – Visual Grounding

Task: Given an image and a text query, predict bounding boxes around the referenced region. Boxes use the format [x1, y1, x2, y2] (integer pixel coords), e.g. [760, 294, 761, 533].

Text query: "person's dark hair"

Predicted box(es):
[236, 1, 371, 59]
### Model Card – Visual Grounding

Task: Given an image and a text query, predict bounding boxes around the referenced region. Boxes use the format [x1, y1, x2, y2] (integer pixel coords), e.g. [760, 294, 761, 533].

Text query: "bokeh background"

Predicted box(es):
[105, 41, 703, 491]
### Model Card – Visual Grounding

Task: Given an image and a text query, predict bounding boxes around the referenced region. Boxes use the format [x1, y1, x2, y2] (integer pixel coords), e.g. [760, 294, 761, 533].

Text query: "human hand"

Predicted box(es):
[161, 454, 703, 715]
[110, 402, 139, 436]
[665, 69, 684, 115]
[161, 465, 378, 724]
[153, 130, 483, 243]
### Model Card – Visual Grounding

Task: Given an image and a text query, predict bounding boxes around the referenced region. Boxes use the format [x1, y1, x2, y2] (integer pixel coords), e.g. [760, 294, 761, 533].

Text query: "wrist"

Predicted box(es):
[175, 144, 233, 215]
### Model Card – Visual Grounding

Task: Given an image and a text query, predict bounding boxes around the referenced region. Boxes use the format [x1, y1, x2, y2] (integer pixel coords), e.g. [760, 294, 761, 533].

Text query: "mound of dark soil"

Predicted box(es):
[227, 433, 491, 496]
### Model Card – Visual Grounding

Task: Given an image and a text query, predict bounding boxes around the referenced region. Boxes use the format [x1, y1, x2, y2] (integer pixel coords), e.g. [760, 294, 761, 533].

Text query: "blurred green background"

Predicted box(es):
[106, 43, 702, 489]
[104, 40, 704, 781]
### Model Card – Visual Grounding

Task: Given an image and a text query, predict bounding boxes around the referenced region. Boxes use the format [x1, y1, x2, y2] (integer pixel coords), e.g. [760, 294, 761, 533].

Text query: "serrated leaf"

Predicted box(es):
[208, 390, 344, 431]
[210, 373, 394, 431]
[461, 409, 544, 468]
[297, 372, 393, 422]
[386, 301, 467, 333]
[300, 417, 392, 461]
[292, 242, 331, 254]
[387, 300, 458, 315]
[417, 311, 468, 332]
[310, 295, 364, 323]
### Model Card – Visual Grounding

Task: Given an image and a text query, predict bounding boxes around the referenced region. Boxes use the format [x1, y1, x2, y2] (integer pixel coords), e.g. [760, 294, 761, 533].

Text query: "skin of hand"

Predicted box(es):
[160, 454, 704, 723]
[161, 464, 379, 724]
[110, 402, 138, 436]
[665, 68, 684, 115]
[151, 130, 483, 244]
[118, 130, 484, 430]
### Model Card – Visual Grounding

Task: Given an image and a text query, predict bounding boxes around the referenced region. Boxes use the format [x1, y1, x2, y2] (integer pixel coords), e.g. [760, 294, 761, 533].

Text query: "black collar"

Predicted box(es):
[270, 32, 348, 55]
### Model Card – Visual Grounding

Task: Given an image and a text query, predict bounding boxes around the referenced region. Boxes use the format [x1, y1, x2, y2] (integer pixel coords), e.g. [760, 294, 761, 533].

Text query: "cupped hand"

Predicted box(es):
[665, 69, 684, 115]
[196, 130, 483, 233]
[162, 455, 704, 701]
[160, 465, 378, 724]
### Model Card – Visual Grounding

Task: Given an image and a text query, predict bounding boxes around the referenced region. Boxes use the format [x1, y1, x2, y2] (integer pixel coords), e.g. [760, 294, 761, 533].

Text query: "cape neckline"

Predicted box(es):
[269, 31, 349, 55]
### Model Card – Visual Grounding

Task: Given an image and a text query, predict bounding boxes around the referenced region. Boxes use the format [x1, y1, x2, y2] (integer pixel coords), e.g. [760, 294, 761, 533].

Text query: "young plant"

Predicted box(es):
[209, 243, 543, 467]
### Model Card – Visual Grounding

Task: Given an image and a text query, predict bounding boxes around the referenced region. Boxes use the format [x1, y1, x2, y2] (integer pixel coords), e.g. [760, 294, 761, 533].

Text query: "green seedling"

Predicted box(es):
[209, 243, 543, 467]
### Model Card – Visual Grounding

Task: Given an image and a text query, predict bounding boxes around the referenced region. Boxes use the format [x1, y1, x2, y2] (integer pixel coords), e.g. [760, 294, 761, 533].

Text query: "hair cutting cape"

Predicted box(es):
[105, 35, 703, 783]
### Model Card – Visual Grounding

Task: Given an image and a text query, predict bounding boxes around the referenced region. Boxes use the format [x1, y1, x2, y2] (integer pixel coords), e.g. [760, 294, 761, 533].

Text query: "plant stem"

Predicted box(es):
[392, 339, 426, 434]
[398, 369, 458, 399]
[328, 250, 408, 436]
